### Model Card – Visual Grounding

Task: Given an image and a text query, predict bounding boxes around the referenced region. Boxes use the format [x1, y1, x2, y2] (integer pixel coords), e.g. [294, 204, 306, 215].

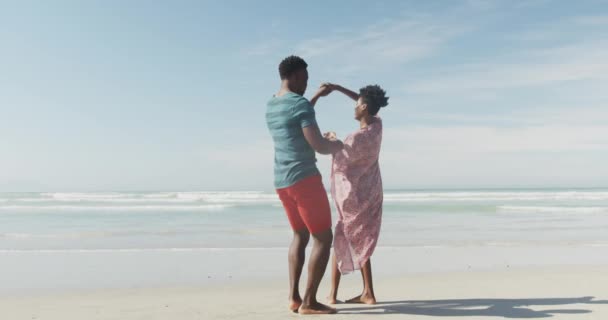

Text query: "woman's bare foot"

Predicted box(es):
[345, 292, 376, 305]
[288, 299, 302, 313]
[298, 302, 337, 315]
[326, 290, 339, 305]
[326, 296, 339, 305]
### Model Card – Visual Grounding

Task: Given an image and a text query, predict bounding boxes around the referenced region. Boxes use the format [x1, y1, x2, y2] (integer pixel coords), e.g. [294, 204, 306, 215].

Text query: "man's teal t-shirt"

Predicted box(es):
[266, 92, 320, 189]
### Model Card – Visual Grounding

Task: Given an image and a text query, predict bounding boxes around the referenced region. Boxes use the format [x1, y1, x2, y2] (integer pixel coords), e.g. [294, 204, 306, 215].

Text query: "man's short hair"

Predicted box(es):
[279, 55, 308, 80]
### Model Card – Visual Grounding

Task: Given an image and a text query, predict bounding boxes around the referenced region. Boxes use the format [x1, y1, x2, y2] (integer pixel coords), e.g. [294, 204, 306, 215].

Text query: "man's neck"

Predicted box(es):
[278, 82, 293, 97]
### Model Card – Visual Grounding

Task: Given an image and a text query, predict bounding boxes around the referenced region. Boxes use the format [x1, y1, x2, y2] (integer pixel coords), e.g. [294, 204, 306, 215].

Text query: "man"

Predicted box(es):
[265, 55, 343, 315]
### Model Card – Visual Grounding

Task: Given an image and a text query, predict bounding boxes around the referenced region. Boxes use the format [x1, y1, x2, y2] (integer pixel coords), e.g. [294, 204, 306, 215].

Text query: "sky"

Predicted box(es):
[1, 0, 607, 191]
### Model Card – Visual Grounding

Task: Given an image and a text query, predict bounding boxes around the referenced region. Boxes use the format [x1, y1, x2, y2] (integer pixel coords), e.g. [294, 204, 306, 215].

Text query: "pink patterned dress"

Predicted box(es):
[331, 117, 383, 274]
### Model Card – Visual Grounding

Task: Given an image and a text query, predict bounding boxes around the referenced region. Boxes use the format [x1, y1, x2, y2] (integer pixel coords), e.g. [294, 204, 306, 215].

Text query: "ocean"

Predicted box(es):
[2, 189, 608, 292]
[2, 189, 608, 252]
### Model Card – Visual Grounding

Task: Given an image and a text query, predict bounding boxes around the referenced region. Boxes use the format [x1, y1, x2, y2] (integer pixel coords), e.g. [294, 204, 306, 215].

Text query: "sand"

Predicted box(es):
[2, 266, 608, 319]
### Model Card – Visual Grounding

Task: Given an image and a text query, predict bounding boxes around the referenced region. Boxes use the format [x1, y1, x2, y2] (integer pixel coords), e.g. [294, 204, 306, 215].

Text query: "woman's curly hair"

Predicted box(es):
[359, 85, 389, 115]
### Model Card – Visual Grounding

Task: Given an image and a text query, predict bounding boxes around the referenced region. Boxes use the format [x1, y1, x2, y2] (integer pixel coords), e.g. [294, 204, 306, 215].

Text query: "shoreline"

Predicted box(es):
[3, 245, 608, 294]
[2, 265, 607, 319]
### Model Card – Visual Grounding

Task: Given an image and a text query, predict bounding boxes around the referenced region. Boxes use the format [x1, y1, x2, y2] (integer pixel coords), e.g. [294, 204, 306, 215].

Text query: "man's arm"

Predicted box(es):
[302, 124, 344, 155]
[310, 85, 332, 107]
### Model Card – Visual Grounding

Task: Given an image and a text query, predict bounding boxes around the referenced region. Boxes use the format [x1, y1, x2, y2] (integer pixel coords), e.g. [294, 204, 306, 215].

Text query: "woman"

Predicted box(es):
[324, 83, 388, 305]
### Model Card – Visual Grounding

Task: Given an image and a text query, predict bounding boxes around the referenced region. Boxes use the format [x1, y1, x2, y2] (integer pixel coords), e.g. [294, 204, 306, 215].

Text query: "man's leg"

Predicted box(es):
[277, 187, 309, 312]
[299, 228, 336, 314]
[290, 175, 336, 314]
[327, 252, 341, 304]
[288, 228, 310, 312]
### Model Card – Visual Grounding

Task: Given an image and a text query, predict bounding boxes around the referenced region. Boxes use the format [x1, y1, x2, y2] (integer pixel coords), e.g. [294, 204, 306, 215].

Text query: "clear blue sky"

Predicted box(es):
[1, 0, 607, 191]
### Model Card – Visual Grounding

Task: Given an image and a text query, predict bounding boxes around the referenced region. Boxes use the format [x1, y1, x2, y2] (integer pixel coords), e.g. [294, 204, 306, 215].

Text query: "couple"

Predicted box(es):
[265, 56, 388, 315]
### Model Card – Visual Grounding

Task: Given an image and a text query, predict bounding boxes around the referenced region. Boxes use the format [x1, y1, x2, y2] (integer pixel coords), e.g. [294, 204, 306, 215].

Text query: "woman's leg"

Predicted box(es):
[346, 258, 377, 304]
[327, 252, 341, 304]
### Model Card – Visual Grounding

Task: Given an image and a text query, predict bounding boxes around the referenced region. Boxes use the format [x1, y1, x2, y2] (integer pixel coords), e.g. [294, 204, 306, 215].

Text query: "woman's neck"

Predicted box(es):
[359, 115, 375, 129]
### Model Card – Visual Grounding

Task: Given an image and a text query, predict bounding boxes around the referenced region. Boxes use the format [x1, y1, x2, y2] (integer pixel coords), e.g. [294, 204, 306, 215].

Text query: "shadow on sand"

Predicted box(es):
[337, 296, 608, 318]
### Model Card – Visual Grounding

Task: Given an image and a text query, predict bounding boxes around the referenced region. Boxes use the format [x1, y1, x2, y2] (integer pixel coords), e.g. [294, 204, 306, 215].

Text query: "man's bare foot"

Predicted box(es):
[288, 299, 302, 313]
[345, 292, 376, 305]
[298, 302, 337, 315]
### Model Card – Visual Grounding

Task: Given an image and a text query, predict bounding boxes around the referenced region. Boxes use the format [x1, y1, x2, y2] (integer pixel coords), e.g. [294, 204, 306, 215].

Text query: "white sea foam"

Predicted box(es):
[384, 191, 608, 202]
[4, 190, 608, 205]
[0, 204, 232, 211]
[174, 192, 279, 203]
[497, 205, 608, 214]
[0, 229, 205, 239]
[3, 243, 608, 254]
[41, 193, 132, 200]
[0, 247, 287, 254]
[14, 192, 280, 204]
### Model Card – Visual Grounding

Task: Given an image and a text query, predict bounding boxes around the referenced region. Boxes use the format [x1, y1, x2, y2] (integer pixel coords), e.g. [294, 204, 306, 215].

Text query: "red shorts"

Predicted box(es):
[276, 175, 332, 234]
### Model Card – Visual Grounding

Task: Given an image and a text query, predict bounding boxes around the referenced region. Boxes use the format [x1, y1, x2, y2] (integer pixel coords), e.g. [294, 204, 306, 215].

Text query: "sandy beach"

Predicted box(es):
[2, 190, 608, 319]
[2, 266, 607, 319]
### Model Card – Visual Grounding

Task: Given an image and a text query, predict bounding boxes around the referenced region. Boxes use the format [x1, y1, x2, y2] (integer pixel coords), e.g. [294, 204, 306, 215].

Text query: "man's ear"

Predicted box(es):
[360, 103, 368, 111]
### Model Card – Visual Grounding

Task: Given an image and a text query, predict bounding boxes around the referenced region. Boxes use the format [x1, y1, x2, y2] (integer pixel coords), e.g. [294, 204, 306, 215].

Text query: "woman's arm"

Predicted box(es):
[327, 83, 359, 101]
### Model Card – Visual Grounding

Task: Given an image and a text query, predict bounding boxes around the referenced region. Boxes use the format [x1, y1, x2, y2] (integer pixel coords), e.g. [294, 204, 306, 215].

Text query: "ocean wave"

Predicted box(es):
[3, 190, 608, 206]
[0, 246, 443, 253]
[384, 191, 608, 202]
[0, 247, 287, 253]
[15, 198, 201, 204]
[173, 192, 279, 203]
[11, 192, 281, 204]
[0, 230, 205, 239]
[3, 243, 608, 254]
[0, 204, 232, 211]
[41, 192, 132, 200]
[497, 206, 608, 213]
